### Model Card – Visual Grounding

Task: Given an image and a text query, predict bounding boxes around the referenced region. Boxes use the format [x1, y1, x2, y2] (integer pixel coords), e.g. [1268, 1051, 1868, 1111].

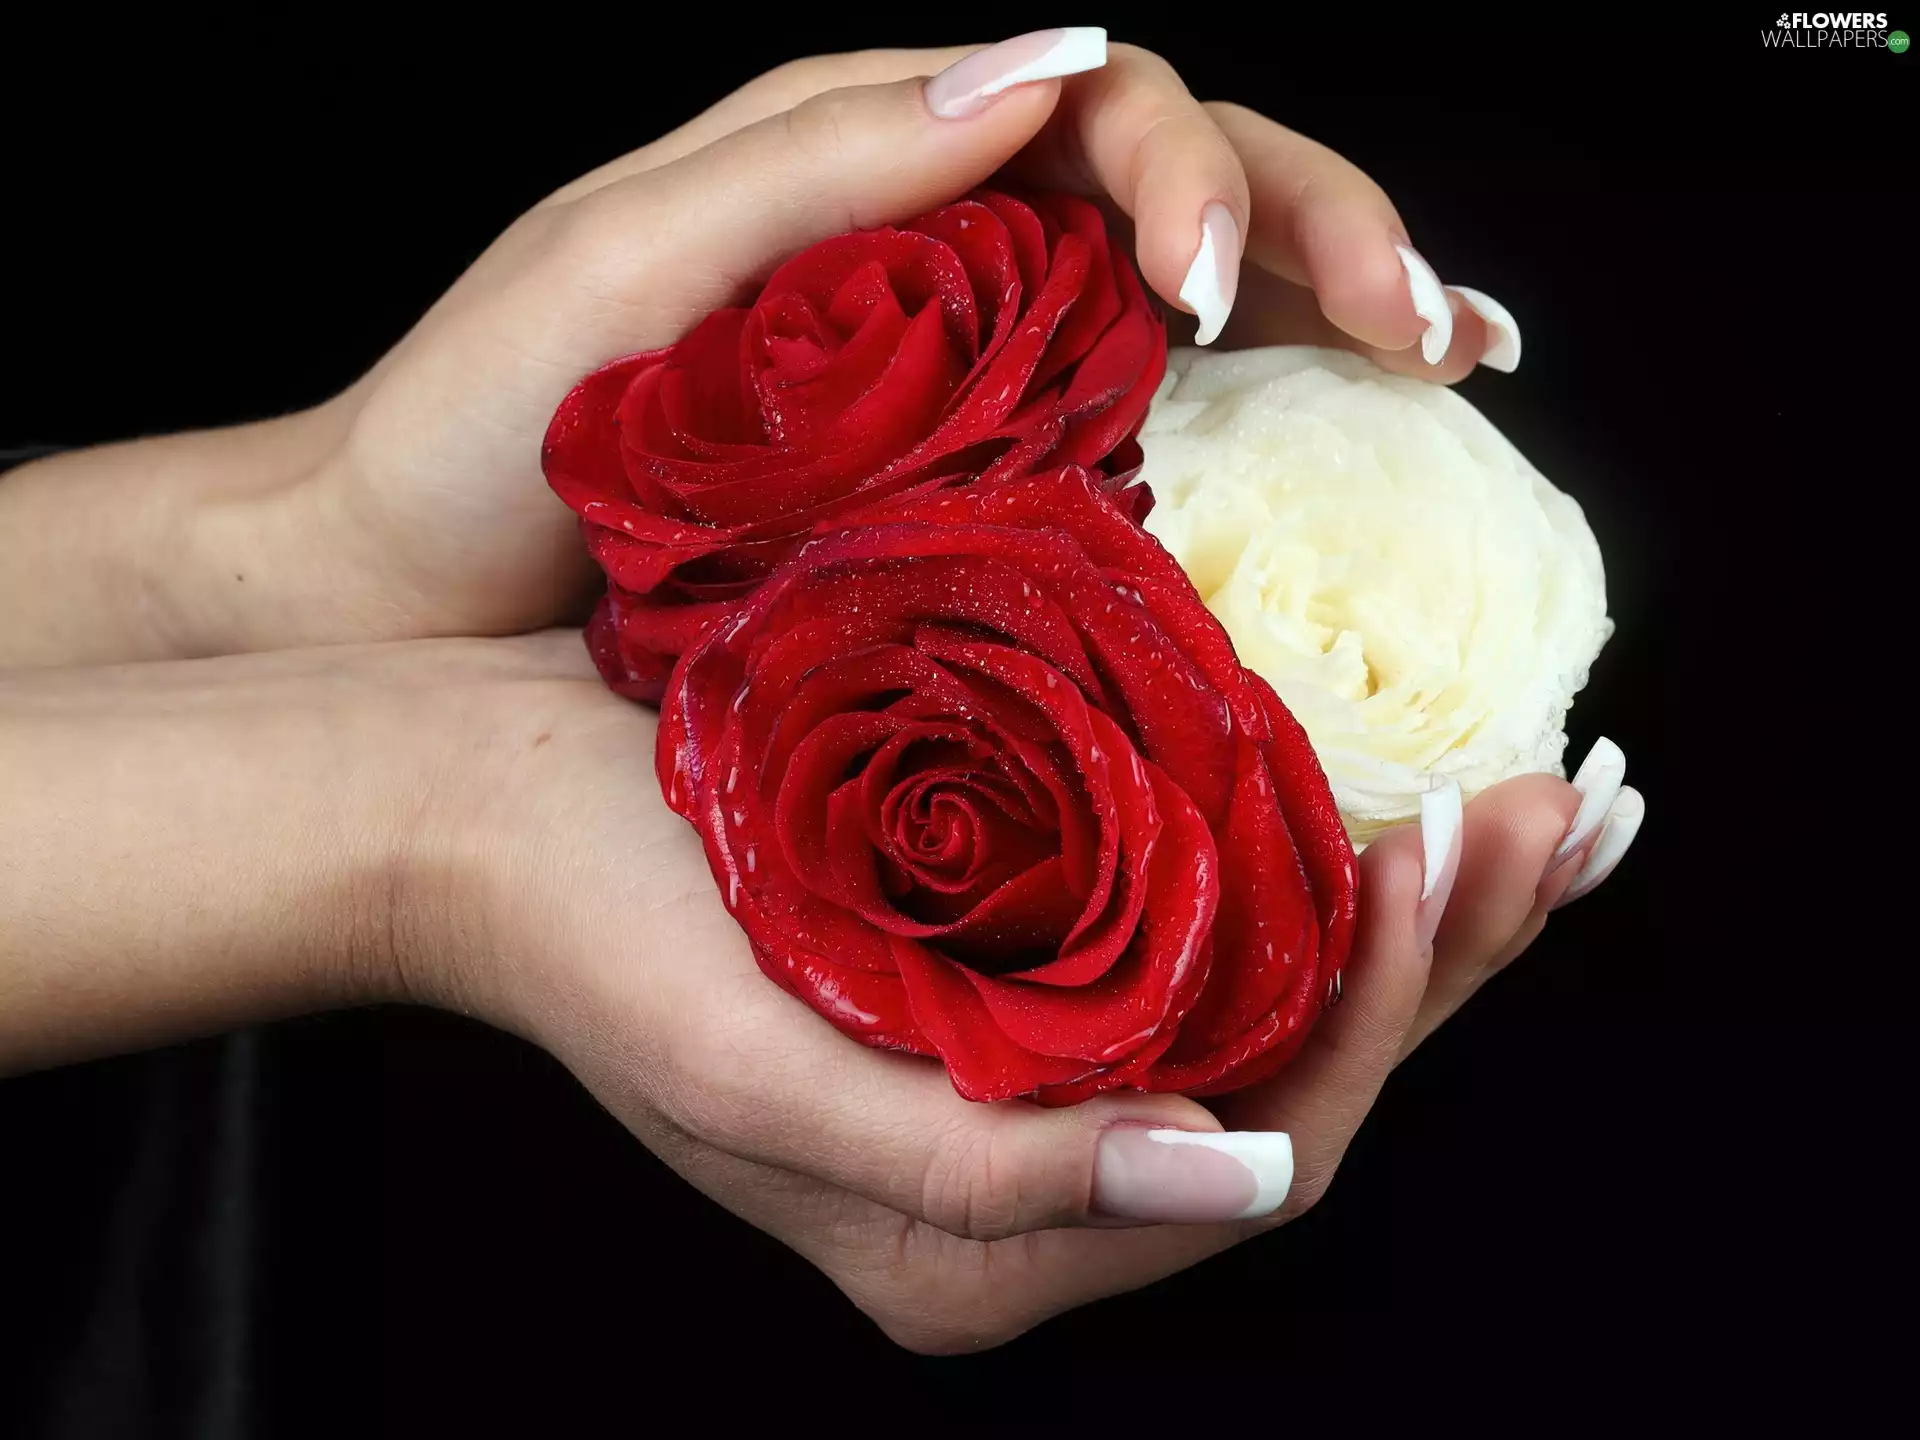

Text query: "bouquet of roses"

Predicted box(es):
[543, 189, 1610, 1105]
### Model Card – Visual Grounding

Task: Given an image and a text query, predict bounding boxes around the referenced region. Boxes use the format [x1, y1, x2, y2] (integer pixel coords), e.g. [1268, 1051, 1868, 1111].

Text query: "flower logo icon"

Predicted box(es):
[1777, 12, 1791, 24]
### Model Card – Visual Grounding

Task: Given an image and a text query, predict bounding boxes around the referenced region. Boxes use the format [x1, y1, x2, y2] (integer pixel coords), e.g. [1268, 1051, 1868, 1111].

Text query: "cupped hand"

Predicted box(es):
[422, 633, 1623, 1354]
[250, 32, 1511, 655]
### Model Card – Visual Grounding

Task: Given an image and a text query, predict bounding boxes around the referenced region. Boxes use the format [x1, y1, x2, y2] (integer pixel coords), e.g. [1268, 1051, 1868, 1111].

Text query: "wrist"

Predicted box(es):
[357, 637, 607, 1034]
[0, 640, 513, 1071]
[0, 406, 349, 668]
[166, 403, 377, 657]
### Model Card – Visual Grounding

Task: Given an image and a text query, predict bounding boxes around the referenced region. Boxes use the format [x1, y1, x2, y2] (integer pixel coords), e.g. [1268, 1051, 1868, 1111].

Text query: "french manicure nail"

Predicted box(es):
[924, 28, 1108, 120]
[1416, 777, 1463, 953]
[1451, 286, 1522, 372]
[1180, 202, 1241, 346]
[1554, 787, 1645, 908]
[1395, 245, 1453, 365]
[1092, 1127, 1292, 1224]
[1554, 736, 1627, 863]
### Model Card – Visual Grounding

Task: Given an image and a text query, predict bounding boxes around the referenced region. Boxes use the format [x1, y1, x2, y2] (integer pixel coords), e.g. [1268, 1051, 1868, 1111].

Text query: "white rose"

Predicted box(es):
[1140, 345, 1611, 846]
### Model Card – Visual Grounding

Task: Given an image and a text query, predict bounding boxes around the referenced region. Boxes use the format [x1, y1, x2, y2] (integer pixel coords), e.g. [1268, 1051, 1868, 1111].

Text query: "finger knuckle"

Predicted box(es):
[649, 990, 797, 1152]
[554, 188, 657, 277]
[782, 88, 858, 164]
[1204, 99, 1261, 128]
[1106, 42, 1180, 82]
[920, 1122, 1032, 1242]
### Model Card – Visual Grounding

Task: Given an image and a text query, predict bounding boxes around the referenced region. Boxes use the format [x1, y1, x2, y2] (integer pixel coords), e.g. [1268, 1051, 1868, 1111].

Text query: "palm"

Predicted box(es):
[500, 669, 1261, 1346]
[324, 205, 628, 639]
[462, 631, 1586, 1350]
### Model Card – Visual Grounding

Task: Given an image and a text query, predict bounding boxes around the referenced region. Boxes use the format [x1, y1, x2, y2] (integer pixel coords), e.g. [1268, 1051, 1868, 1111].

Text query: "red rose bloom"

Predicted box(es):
[544, 190, 1166, 701]
[657, 467, 1356, 1104]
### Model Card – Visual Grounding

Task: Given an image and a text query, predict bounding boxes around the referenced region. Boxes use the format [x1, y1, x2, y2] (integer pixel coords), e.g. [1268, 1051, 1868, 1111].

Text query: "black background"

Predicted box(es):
[0, 22, 1900, 1434]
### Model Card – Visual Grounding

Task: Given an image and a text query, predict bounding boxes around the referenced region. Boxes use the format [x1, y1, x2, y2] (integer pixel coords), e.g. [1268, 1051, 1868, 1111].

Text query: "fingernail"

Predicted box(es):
[923, 28, 1108, 120]
[1092, 1127, 1292, 1224]
[1553, 787, 1645, 909]
[1180, 202, 1241, 346]
[1452, 286, 1522, 372]
[1395, 245, 1453, 365]
[1553, 736, 1626, 864]
[1416, 777, 1463, 952]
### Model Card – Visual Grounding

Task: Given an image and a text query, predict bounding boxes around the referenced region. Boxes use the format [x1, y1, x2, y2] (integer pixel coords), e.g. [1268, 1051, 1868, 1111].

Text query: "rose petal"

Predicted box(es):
[890, 938, 1100, 1102]
[757, 226, 980, 357]
[975, 192, 1049, 305]
[543, 352, 666, 516]
[752, 941, 925, 1051]
[1028, 193, 1123, 393]
[1160, 731, 1319, 1052]
[962, 763, 1217, 1062]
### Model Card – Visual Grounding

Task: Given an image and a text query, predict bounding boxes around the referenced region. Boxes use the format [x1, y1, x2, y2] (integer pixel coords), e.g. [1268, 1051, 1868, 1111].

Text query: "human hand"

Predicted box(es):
[419, 634, 1635, 1353]
[1, 630, 1636, 1344]
[0, 32, 1517, 670]
[296, 33, 1511, 649]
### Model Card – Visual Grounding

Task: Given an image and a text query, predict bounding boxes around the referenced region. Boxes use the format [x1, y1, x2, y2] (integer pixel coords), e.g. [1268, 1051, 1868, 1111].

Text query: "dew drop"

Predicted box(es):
[746, 845, 757, 874]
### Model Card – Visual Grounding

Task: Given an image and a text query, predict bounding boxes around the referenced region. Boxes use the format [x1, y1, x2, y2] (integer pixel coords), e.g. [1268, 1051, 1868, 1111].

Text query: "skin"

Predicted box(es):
[0, 42, 1590, 1352]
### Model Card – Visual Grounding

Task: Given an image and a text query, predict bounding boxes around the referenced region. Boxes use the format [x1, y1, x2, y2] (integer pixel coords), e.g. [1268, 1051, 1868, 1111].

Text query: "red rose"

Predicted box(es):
[544, 190, 1166, 701]
[657, 466, 1356, 1104]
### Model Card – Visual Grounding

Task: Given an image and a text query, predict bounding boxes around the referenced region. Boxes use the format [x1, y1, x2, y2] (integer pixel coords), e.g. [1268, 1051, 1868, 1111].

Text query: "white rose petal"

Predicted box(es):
[1140, 345, 1612, 846]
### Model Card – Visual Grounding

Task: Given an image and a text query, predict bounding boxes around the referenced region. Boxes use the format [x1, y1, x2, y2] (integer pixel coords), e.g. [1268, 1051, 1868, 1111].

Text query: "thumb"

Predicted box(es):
[559, 30, 1108, 337]
[623, 962, 1296, 1241]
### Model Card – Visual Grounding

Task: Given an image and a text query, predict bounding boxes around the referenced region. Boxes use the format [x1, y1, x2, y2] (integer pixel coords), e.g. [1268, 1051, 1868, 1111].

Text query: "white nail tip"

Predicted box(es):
[1180, 203, 1238, 347]
[1419, 777, 1463, 903]
[1145, 1129, 1293, 1220]
[1395, 245, 1452, 365]
[986, 27, 1107, 96]
[1452, 286, 1522, 372]
[1560, 787, 1645, 904]
[1557, 736, 1627, 860]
